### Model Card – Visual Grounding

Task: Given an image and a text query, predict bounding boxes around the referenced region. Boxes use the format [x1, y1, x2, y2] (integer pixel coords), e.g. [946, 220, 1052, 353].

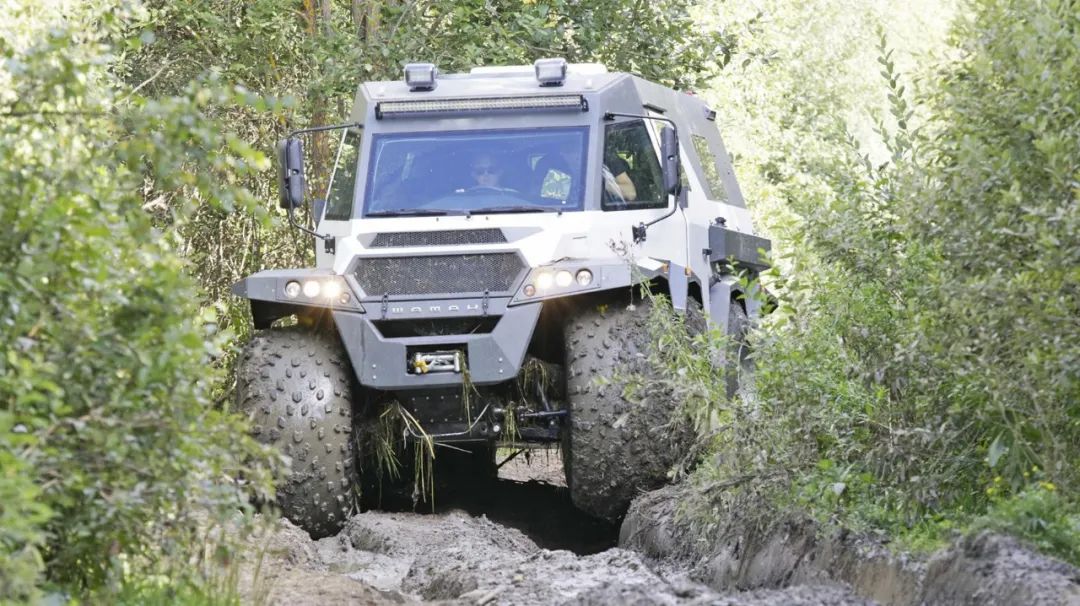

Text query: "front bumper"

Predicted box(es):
[332, 301, 541, 390]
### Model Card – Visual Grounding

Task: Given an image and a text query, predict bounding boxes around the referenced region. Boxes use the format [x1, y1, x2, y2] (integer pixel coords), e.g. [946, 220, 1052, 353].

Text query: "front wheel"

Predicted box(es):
[236, 327, 360, 538]
[562, 297, 696, 520]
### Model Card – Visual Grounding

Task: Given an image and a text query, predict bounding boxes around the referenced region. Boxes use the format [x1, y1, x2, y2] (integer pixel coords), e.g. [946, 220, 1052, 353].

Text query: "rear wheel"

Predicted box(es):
[726, 301, 752, 398]
[561, 297, 696, 520]
[237, 327, 360, 538]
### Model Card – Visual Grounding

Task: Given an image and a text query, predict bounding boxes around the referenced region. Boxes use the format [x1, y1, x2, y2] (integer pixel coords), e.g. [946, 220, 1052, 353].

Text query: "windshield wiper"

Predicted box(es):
[466, 205, 563, 215]
[367, 209, 463, 217]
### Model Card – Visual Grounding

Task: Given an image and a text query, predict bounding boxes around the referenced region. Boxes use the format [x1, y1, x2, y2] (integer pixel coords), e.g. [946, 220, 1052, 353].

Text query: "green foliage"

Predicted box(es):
[0, 2, 275, 599]
[686, 0, 1080, 564]
[974, 478, 1080, 565]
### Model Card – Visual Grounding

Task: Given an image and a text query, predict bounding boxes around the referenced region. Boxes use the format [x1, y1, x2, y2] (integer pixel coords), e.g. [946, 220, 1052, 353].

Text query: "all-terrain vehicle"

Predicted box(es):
[233, 59, 770, 537]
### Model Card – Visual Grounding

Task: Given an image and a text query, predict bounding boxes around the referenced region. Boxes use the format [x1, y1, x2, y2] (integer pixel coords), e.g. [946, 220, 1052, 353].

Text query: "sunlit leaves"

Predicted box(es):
[1, 2, 275, 598]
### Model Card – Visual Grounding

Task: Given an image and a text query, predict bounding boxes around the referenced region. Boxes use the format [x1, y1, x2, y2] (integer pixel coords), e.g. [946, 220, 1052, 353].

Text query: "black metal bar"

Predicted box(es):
[517, 410, 567, 420]
[287, 122, 363, 139]
[515, 426, 561, 442]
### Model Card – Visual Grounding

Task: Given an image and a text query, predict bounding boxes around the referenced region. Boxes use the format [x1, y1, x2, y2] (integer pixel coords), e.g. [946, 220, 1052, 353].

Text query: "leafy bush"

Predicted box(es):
[683, 0, 1080, 563]
[0, 3, 275, 599]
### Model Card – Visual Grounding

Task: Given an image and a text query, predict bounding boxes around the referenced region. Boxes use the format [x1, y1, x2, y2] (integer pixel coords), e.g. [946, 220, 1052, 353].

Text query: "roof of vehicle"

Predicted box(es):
[361, 63, 629, 101]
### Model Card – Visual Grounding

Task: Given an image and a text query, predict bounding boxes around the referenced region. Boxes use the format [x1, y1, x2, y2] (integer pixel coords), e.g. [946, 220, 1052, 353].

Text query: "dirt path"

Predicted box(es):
[240, 452, 871, 605]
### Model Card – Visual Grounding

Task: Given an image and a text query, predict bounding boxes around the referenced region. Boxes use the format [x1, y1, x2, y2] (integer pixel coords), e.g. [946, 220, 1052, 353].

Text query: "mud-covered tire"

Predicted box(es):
[237, 326, 359, 538]
[562, 298, 697, 520]
[726, 302, 752, 398]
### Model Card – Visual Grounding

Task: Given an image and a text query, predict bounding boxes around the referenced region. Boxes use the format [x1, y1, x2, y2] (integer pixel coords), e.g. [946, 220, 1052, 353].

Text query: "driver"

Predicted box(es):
[468, 153, 509, 190]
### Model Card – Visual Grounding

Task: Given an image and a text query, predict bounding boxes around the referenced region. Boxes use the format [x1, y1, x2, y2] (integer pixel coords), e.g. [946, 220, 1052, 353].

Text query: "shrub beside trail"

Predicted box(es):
[0, 4, 276, 601]
[683, 0, 1080, 563]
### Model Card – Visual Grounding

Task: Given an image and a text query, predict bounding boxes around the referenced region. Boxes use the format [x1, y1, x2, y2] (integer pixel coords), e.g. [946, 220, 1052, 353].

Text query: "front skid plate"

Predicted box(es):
[332, 302, 541, 390]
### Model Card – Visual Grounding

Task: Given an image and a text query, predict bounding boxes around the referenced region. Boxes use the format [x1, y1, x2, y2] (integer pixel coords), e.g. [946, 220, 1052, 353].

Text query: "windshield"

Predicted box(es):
[364, 127, 588, 215]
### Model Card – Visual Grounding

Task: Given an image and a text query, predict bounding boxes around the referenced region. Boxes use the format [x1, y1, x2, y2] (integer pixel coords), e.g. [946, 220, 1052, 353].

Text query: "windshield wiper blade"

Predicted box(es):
[367, 209, 461, 217]
[467, 205, 563, 215]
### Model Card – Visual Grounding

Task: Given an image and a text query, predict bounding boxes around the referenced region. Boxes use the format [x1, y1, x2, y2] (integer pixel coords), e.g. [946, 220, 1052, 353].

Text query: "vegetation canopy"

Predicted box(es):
[1, 0, 1077, 602]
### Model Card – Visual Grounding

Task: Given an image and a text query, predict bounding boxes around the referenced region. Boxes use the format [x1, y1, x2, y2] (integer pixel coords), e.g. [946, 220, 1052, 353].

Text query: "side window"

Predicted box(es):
[601, 120, 666, 210]
[691, 134, 727, 201]
[324, 128, 362, 220]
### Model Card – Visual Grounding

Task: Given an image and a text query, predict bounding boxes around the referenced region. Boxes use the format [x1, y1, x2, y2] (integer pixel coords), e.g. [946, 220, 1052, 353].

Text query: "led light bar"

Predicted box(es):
[376, 95, 588, 119]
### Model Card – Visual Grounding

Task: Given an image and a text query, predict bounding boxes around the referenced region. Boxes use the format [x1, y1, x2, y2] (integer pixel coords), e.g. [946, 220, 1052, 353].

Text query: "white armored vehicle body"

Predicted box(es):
[233, 60, 770, 536]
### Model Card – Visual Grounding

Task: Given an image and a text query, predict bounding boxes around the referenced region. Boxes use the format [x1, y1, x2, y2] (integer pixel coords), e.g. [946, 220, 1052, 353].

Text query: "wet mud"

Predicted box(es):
[239, 452, 872, 605]
[236, 449, 1080, 605]
[622, 484, 1080, 606]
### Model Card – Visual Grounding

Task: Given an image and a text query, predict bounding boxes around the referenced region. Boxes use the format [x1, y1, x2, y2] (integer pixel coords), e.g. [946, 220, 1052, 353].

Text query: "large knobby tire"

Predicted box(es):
[726, 301, 752, 399]
[237, 327, 359, 538]
[562, 298, 697, 521]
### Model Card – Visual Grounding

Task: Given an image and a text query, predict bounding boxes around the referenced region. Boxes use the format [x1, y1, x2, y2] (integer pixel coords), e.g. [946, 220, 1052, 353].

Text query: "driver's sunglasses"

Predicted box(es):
[472, 165, 500, 176]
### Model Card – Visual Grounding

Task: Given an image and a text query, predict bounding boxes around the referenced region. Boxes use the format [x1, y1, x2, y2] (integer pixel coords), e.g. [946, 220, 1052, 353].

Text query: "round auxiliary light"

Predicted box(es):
[284, 281, 302, 298]
[302, 280, 321, 298]
[575, 269, 593, 286]
[322, 280, 343, 300]
[523, 284, 537, 297]
[536, 272, 555, 291]
[555, 270, 573, 288]
[338, 292, 351, 305]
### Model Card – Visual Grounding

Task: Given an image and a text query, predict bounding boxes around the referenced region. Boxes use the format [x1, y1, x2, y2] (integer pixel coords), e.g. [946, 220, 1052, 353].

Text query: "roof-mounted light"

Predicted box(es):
[376, 94, 588, 119]
[534, 58, 568, 87]
[404, 63, 438, 91]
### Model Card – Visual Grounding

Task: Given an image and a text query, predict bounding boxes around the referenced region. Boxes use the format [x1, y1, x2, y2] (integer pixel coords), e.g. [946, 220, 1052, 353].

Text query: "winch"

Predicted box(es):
[411, 350, 463, 374]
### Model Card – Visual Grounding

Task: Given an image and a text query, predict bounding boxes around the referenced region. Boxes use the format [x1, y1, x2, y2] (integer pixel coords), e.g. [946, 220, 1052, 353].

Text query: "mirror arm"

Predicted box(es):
[288, 121, 363, 139]
[603, 111, 676, 130]
[633, 203, 680, 244]
[287, 204, 331, 241]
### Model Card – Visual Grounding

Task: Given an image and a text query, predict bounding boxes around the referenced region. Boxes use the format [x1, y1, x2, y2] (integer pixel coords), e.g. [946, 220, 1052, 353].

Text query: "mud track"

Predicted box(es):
[240, 452, 869, 605]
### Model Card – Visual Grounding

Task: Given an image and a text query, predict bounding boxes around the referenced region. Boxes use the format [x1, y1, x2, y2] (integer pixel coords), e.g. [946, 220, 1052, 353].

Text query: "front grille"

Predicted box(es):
[354, 253, 525, 296]
[370, 229, 506, 248]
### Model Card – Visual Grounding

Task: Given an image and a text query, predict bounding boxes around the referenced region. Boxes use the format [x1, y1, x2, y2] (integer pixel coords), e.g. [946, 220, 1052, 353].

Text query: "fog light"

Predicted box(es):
[302, 280, 321, 298]
[338, 292, 351, 305]
[523, 284, 536, 297]
[575, 269, 593, 286]
[536, 272, 555, 290]
[555, 270, 573, 288]
[284, 281, 302, 298]
[322, 280, 343, 300]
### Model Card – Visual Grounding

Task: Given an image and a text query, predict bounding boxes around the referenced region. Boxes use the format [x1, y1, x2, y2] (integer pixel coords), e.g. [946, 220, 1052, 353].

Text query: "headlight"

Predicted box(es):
[518, 267, 595, 300]
[302, 280, 322, 298]
[536, 272, 555, 291]
[276, 275, 360, 310]
[322, 280, 343, 300]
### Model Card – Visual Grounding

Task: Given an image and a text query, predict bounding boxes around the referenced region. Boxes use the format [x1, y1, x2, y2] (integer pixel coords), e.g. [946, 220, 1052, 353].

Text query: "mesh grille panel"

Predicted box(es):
[354, 253, 524, 296]
[370, 229, 506, 248]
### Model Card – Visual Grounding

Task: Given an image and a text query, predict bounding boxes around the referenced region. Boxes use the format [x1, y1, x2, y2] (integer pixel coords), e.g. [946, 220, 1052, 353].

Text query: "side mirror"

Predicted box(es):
[276, 137, 306, 209]
[660, 126, 681, 196]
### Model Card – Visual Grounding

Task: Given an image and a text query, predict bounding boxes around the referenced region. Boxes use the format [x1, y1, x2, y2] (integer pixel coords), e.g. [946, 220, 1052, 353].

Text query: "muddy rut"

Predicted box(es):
[239, 452, 870, 605]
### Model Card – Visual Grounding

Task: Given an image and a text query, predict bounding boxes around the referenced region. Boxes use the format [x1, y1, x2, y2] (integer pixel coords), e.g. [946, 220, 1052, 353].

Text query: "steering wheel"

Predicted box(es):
[465, 186, 519, 194]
